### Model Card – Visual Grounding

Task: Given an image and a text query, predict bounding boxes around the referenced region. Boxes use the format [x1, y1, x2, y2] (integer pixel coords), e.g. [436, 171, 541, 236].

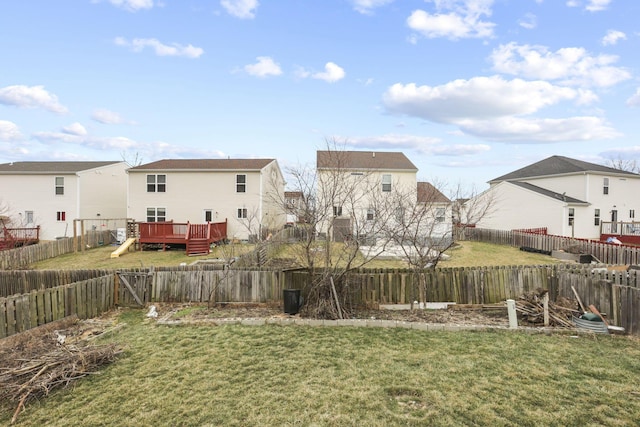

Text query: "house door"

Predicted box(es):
[611, 210, 618, 233]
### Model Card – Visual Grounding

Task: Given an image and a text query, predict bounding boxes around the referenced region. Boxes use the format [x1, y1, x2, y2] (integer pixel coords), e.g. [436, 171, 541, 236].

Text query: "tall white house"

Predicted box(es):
[471, 155, 640, 239]
[0, 161, 128, 240]
[127, 158, 286, 241]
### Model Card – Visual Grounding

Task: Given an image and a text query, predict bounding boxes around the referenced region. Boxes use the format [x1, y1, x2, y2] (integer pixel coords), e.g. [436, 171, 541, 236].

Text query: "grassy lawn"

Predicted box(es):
[2, 309, 639, 426]
[30, 240, 559, 270]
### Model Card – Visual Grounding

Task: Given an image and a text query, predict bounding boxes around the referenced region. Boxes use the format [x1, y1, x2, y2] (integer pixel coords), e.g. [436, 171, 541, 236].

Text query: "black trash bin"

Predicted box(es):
[283, 289, 301, 315]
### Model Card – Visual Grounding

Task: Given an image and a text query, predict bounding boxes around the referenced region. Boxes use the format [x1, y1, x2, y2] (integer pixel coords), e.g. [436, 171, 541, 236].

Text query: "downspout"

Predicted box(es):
[259, 166, 264, 238]
[75, 172, 81, 237]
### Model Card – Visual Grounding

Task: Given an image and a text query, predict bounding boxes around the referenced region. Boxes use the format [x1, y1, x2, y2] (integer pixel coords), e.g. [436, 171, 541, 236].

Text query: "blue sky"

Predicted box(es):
[1, 0, 639, 190]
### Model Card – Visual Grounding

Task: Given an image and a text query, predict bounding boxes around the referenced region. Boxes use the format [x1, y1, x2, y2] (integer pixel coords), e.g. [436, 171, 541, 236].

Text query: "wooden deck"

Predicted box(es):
[0, 226, 40, 251]
[600, 221, 640, 245]
[137, 220, 228, 255]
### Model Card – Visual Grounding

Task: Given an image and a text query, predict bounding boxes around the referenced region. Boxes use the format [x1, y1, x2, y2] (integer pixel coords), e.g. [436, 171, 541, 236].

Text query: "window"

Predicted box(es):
[603, 178, 609, 195]
[630, 210, 635, 219]
[366, 208, 375, 221]
[56, 211, 66, 221]
[333, 206, 342, 217]
[55, 177, 64, 195]
[236, 174, 246, 193]
[147, 174, 166, 192]
[395, 207, 405, 222]
[568, 208, 575, 226]
[25, 211, 34, 224]
[594, 209, 600, 226]
[146, 207, 166, 222]
[435, 208, 446, 223]
[237, 208, 247, 219]
[205, 209, 213, 222]
[381, 174, 392, 192]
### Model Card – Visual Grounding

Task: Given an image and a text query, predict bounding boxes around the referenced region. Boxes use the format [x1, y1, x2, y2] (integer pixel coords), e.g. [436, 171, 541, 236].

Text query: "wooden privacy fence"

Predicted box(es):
[0, 275, 114, 339]
[0, 230, 113, 270]
[0, 269, 113, 298]
[2, 265, 639, 337]
[464, 227, 640, 265]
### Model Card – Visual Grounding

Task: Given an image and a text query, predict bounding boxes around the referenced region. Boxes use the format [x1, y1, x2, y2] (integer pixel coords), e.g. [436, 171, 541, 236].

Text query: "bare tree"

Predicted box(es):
[121, 151, 144, 167]
[605, 156, 640, 173]
[378, 181, 494, 308]
[279, 141, 398, 318]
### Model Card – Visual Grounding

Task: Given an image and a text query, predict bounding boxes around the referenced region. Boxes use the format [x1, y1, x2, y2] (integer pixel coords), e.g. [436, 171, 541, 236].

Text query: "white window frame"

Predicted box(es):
[333, 205, 343, 217]
[568, 208, 575, 226]
[236, 174, 246, 193]
[147, 174, 166, 193]
[237, 208, 248, 219]
[366, 208, 375, 221]
[435, 208, 446, 223]
[146, 207, 166, 222]
[603, 177, 609, 195]
[381, 174, 392, 192]
[55, 176, 64, 195]
[204, 209, 214, 222]
[56, 211, 66, 222]
[594, 208, 600, 226]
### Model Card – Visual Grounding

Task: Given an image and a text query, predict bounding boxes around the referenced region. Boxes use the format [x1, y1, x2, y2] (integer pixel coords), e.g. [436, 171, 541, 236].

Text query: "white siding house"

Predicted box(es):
[127, 159, 286, 241]
[472, 156, 640, 239]
[0, 161, 128, 240]
[316, 150, 419, 240]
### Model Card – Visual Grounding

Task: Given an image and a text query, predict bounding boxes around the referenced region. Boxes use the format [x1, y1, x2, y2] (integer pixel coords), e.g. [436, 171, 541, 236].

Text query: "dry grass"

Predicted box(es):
[30, 240, 560, 271]
[2, 309, 639, 426]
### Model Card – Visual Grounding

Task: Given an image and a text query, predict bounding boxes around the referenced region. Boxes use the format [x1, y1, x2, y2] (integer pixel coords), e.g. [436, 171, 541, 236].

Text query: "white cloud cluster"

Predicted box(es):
[566, 0, 612, 12]
[518, 13, 537, 30]
[344, 133, 490, 156]
[244, 57, 283, 78]
[601, 30, 626, 46]
[490, 43, 631, 88]
[0, 85, 68, 114]
[106, 0, 154, 12]
[350, 0, 395, 15]
[297, 62, 346, 83]
[627, 88, 640, 107]
[0, 120, 23, 142]
[114, 37, 204, 58]
[407, 0, 495, 40]
[221, 0, 259, 19]
[92, 109, 132, 125]
[382, 76, 618, 143]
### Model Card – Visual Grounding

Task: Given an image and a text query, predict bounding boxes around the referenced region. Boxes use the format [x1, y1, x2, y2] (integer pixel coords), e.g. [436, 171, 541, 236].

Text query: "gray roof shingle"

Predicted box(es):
[316, 151, 417, 171]
[129, 159, 275, 171]
[489, 155, 638, 183]
[507, 181, 588, 204]
[0, 161, 122, 174]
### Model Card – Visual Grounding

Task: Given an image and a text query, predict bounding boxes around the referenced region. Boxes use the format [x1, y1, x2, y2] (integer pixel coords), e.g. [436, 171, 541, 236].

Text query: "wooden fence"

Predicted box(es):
[464, 227, 640, 265]
[2, 264, 639, 337]
[0, 230, 113, 270]
[0, 275, 114, 339]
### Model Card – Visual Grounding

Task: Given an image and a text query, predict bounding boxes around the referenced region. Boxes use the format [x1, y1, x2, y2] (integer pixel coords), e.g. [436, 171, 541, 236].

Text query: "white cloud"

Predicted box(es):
[601, 30, 626, 46]
[62, 123, 88, 136]
[221, 0, 259, 19]
[0, 85, 68, 114]
[340, 133, 490, 156]
[350, 0, 395, 15]
[518, 13, 537, 30]
[244, 56, 283, 78]
[0, 120, 23, 141]
[103, 0, 155, 12]
[312, 62, 346, 83]
[407, 0, 495, 40]
[566, 0, 612, 11]
[114, 37, 204, 58]
[457, 116, 620, 142]
[627, 88, 640, 107]
[92, 108, 132, 125]
[490, 43, 631, 88]
[586, 0, 612, 12]
[383, 76, 587, 123]
[34, 129, 138, 150]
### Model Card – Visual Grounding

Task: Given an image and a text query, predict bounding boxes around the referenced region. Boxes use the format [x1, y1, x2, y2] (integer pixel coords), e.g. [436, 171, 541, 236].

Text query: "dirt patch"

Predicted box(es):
[154, 302, 511, 327]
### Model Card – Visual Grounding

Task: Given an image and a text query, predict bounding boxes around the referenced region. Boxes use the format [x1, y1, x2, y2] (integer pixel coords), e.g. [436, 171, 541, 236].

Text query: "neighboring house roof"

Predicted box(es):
[489, 155, 638, 184]
[507, 181, 588, 205]
[417, 182, 451, 204]
[285, 191, 303, 199]
[0, 161, 122, 174]
[316, 151, 418, 171]
[129, 159, 275, 171]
